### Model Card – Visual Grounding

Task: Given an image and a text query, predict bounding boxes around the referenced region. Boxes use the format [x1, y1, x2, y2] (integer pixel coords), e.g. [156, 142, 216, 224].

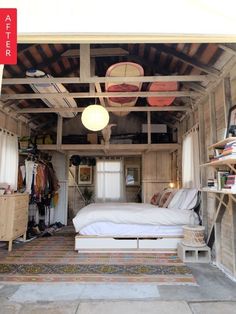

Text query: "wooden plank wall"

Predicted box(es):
[0, 110, 29, 136]
[142, 151, 172, 203]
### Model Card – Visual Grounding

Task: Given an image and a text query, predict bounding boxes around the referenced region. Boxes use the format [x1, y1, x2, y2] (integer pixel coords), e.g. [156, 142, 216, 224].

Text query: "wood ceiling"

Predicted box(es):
[1, 43, 236, 133]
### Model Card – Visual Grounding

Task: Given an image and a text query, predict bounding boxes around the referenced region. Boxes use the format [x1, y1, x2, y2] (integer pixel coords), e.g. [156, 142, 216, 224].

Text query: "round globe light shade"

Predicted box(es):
[81, 105, 109, 131]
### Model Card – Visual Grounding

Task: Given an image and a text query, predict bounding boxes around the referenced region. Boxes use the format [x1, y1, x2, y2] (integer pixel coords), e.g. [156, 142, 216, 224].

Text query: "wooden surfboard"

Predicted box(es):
[26, 69, 77, 118]
[147, 81, 178, 106]
[105, 62, 144, 116]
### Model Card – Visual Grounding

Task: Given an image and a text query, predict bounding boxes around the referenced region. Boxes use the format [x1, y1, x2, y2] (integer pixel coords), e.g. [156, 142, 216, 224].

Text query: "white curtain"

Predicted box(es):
[0, 64, 3, 96]
[182, 128, 200, 188]
[0, 129, 19, 190]
[96, 159, 125, 202]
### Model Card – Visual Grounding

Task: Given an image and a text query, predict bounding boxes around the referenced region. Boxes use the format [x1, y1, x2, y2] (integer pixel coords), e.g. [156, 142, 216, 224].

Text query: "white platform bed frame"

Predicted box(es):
[75, 234, 183, 252]
[73, 191, 201, 253]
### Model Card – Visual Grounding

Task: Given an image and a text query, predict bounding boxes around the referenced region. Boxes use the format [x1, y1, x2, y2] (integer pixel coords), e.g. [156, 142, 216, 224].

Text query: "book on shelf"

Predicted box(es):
[225, 140, 236, 148]
[214, 147, 224, 156]
[217, 154, 236, 160]
[221, 186, 236, 193]
[217, 171, 229, 190]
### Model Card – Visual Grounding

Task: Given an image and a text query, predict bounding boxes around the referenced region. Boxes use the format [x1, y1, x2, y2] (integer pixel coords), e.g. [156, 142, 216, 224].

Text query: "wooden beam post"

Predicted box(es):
[223, 76, 232, 128]
[198, 102, 208, 230]
[80, 44, 90, 80]
[209, 92, 217, 144]
[147, 111, 151, 144]
[177, 121, 183, 188]
[56, 115, 63, 146]
[232, 199, 236, 276]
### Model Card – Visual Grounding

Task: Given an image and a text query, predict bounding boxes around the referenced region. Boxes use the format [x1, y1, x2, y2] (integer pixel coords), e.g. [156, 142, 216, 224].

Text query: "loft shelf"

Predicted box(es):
[208, 137, 236, 150]
[37, 143, 179, 155]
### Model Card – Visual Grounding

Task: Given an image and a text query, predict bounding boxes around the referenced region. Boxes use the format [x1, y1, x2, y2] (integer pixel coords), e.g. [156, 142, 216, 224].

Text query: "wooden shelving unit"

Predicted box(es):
[201, 187, 236, 195]
[202, 138, 236, 278]
[201, 158, 236, 167]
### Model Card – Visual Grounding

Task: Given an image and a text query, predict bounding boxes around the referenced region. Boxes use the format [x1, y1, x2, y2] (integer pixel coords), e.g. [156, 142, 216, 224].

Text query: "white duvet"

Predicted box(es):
[72, 202, 197, 233]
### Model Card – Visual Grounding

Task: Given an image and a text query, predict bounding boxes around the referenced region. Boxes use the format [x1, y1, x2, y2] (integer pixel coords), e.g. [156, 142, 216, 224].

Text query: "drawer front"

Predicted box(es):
[138, 238, 182, 250]
[75, 237, 137, 250]
[14, 205, 28, 215]
[14, 209, 28, 223]
[14, 196, 29, 210]
[12, 219, 28, 238]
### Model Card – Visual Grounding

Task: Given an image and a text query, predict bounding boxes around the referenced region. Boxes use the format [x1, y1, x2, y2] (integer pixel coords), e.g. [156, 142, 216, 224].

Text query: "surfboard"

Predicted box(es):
[147, 81, 178, 106]
[105, 62, 144, 116]
[26, 69, 77, 118]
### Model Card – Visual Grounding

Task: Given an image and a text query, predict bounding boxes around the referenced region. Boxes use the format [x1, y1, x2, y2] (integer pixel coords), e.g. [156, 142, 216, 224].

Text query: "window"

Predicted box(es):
[96, 159, 124, 202]
[125, 165, 140, 186]
[0, 129, 19, 190]
[182, 128, 200, 188]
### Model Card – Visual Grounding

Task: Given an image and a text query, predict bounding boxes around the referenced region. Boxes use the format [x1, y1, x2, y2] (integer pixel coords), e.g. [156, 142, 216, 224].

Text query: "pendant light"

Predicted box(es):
[81, 104, 109, 131]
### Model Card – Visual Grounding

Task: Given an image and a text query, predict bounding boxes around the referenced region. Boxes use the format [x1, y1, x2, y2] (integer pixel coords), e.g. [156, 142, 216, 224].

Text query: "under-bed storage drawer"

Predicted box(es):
[75, 236, 137, 250]
[138, 237, 182, 250]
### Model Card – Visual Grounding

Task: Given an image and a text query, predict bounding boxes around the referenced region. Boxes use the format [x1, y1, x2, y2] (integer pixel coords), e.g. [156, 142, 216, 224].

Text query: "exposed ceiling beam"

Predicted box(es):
[182, 82, 207, 94]
[80, 44, 90, 80]
[62, 47, 129, 58]
[218, 44, 236, 56]
[2, 75, 211, 86]
[16, 106, 190, 114]
[1, 91, 200, 101]
[95, 82, 107, 107]
[152, 44, 220, 77]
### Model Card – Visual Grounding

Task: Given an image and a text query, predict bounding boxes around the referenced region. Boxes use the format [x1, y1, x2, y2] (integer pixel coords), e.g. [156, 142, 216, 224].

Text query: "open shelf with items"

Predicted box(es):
[201, 158, 236, 168]
[208, 137, 236, 150]
[201, 187, 236, 196]
[201, 137, 236, 278]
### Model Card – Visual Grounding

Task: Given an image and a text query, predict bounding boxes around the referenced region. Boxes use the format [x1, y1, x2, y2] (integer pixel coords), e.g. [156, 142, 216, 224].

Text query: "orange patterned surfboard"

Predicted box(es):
[105, 62, 144, 116]
[147, 81, 178, 106]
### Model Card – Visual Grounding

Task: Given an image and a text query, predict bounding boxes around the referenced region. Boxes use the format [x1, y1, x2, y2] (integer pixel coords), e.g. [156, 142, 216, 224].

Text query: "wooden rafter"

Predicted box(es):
[1, 91, 200, 101]
[2, 75, 210, 85]
[218, 44, 236, 56]
[16, 106, 190, 115]
[62, 47, 129, 58]
[152, 44, 220, 77]
[182, 82, 207, 94]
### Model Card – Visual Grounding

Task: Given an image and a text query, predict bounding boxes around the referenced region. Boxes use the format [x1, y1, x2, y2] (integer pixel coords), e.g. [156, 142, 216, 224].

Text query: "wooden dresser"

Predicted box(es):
[0, 193, 29, 251]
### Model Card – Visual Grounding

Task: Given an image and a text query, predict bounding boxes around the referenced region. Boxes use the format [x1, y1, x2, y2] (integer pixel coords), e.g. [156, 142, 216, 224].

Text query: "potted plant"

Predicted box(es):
[82, 187, 94, 205]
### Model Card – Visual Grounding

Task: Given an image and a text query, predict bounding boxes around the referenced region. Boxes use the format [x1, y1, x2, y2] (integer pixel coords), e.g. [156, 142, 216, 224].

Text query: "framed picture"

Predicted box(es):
[78, 165, 92, 185]
[226, 104, 236, 137]
[125, 165, 140, 186]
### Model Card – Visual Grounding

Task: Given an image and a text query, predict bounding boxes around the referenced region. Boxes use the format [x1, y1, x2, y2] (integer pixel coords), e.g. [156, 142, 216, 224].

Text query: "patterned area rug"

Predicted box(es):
[0, 228, 196, 285]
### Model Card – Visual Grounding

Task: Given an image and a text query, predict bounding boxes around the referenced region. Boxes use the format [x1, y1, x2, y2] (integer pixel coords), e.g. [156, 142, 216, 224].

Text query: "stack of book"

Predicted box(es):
[216, 140, 236, 160]
[217, 171, 229, 190]
[222, 174, 236, 193]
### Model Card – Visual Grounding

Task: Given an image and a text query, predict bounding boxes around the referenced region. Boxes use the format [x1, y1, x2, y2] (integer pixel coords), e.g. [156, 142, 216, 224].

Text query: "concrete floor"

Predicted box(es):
[0, 263, 236, 313]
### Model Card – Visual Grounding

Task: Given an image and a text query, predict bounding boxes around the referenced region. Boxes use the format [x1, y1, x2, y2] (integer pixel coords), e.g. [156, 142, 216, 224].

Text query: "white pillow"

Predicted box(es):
[179, 188, 198, 210]
[167, 188, 198, 210]
[167, 189, 185, 209]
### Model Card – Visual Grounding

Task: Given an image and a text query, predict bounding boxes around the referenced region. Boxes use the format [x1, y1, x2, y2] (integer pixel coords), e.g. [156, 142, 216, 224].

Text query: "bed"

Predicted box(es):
[73, 188, 200, 252]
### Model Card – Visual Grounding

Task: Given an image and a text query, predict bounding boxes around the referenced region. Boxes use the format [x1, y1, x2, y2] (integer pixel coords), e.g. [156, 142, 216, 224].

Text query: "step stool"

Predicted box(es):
[177, 243, 211, 263]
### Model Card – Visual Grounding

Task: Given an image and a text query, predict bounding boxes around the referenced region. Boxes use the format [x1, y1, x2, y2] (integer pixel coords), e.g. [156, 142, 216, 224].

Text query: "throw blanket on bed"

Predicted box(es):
[73, 203, 198, 233]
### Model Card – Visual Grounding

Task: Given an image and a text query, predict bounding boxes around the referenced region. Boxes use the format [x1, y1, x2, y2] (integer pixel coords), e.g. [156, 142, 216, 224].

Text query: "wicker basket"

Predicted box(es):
[182, 225, 206, 247]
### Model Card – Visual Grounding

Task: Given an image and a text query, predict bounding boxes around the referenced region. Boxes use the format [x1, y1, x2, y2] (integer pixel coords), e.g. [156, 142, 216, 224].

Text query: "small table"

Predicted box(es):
[178, 225, 211, 263]
[177, 243, 211, 263]
[182, 225, 205, 247]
